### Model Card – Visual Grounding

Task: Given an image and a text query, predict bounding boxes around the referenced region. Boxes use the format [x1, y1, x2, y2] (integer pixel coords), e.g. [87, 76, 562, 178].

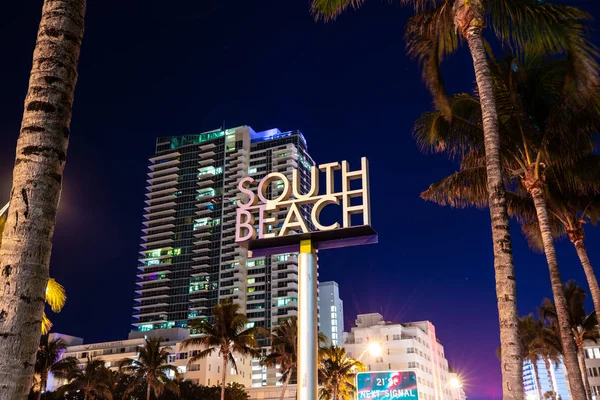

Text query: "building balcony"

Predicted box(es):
[198, 158, 215, 167]
[191, 263, 210, 271]
[146, 179, 178, 192]
[137, 269, 172, 279]
[140, 230, 174, 242]
[191, 271, 209, 278]
[145, 186, 179, 199]
[137, 262, 173, 273]
[143, 201, 177, 213]
[197, 179, 215, 188]
[144, 194, 177, 205]
[192, 244, 210, 252]
[135, 281, 170, 292]
[194, 209, 213, 218]
[273, 272, 298, 281]
[133, 302, 168, 310]
[148, 159, 179, 171]
[137, 276, 171, 286]
[147, 166, 179, 179]
[199, 143, 216, 151]
[192, 255, 210, 262]
[139, 238, 173, 249]
[141, 223, 176, 235]
[229, 148, 247, 157]
[133, 293, 169, 302]
[149, 152, 180, 164]
[200, 150, 216, 159]
[193, 231, 211, 239]
[138, 253, 173, 263]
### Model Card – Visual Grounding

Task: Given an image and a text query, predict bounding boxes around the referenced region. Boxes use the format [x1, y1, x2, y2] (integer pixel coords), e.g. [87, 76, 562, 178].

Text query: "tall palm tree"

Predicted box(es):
[309, 2, 596, 398]
[34, 336, 78, 400]
[262, 317, 327, 400]
[0, 1, 86, 397]
[0, 203, 67, 335]
[415, 54, 600, 399]
[181, 301, 265, 400]
[318, 345, 364, 400]
[119, 337, 180, 400]
[58, 358, 113, 400]
[540, 282, 599, 400]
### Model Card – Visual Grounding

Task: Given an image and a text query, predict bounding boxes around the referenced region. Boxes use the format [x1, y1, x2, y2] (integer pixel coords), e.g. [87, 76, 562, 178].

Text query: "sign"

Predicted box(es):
[356, 371, 418, 400]
[235, 157, 377, 255]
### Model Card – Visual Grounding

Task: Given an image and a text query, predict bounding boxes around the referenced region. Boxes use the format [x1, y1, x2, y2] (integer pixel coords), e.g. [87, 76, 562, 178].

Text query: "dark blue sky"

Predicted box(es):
[2, 1, 600, 399]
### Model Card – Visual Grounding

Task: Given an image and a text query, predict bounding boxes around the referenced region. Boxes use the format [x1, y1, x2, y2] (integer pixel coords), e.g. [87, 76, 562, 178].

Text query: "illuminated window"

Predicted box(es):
[249, 167, 257, 174]
[331, 306, 336, 312]
[247, 278, 256, 284]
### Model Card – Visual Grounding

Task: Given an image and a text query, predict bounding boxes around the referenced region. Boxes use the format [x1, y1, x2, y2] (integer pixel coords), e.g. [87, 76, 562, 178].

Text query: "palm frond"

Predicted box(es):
[309, 0, 365, 22]
[41, 312, 52, 335]
[46, 278, 66, 312]
[421, 167, 489, 208]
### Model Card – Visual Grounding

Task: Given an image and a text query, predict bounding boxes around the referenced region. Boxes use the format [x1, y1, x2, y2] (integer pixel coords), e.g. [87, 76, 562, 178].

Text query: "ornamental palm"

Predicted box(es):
[262, 317, 327, 400]
[318, 345, 364, 400]
[34, 336, 78, 400]
[119, 337, 180, 400]
[0, 0, 86, 397]
[540, 282, 600, 399]
[58, 358, 113, 400]
[181, 301, 265, 400]
[415, 54, 600, 399]
[310, 2, 597, 398]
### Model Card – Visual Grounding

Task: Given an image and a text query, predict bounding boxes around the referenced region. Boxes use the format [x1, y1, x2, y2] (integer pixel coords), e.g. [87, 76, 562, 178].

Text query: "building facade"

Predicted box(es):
[523, 358, 569, 400]
[318, 281, 344, 346]
[134, 126, 316, 387]
[585, 341, 600, 399]
[47, 329, 251, 391]
[343, 313, 456, 400]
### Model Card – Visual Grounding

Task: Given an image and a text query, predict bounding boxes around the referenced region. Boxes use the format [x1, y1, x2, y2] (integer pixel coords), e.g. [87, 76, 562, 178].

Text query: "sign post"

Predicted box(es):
[235, 157, 377, 400]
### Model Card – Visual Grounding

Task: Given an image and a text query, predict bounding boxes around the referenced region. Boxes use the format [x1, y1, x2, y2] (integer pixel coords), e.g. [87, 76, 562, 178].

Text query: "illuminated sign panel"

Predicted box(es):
[356, 371, 418, 400]
[235, 157, 376, 254]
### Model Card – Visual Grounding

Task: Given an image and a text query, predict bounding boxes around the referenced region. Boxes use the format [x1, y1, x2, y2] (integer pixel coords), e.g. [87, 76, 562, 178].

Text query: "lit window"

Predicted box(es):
[249, 167, 257, 174]
[331, 306, 336, 312]
[595, 348, 600, 359]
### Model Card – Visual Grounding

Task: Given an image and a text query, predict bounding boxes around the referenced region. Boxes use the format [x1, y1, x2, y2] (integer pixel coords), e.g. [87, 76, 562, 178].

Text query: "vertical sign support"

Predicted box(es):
[298, 239, 318, 400]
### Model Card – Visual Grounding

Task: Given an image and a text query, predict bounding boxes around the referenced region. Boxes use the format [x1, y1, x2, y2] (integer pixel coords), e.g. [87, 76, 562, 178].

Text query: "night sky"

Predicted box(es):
[2, 1, 600, 399]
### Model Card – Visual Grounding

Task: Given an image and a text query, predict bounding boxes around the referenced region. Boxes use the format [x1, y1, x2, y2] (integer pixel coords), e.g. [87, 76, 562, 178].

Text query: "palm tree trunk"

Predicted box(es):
[570, 234, 600, 316]
[280, 371, 293, 400]
[0, 1, 85, 399]
[333, 385, 338, 400]
[533, 361, 543, 400]
[463, 23, 523, 400]
[543, 357, 557, 397]
[36, 371, 48, 400]
[577, 345, 592, 400]
[529, 188, 587, 399]
[146, 384, 151, 400]
[221, 353, 228, 400]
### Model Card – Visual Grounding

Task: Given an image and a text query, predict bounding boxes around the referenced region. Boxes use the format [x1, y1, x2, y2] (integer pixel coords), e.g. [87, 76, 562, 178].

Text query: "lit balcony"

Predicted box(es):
[140, 238, 173, 249]
[191, 271, 209, 278]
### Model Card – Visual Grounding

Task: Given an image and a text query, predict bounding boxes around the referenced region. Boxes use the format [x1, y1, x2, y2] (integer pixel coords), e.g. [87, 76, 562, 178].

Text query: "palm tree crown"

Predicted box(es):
[34, 336, 78, 399]
[58, 358, 113, 400]
[119, 336, 180, 400]
[318, 345, 365, 400]
[181, 301, 265, 400]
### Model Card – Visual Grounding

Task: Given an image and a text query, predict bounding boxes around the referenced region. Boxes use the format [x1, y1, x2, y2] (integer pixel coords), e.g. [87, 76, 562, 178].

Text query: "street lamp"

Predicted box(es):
[357, 342, 382, 360]
[449, 377, 462, 389]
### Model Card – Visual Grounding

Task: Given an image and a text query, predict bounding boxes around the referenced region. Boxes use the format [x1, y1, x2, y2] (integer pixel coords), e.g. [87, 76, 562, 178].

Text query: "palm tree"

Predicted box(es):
[34, 336, 78, 400]
[58, 358, 113, 400]
[318, 345, 364, 400]
[181, 301, 265, 400]
[540, 282, 600, 399]
[119, 337, 180, 400]
[0, 1, 86, 395]
[309, 2, 596, 398]
[0, 203, 67, 336]
[415, 54, 600, 399]
[262, 317, 327, 400]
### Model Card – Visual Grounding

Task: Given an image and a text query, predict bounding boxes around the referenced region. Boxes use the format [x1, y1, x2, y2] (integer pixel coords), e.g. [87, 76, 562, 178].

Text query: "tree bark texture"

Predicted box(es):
[570, 231, 600, 317]
[0, 1, 85, 399]
[465, 25, 523, 400]
[530, 188, 587, 399]
[577, 346, 592, 400]
[146, 384, 151, 400]
[281, 370, 292, 400]
[221, 351, 228, 400]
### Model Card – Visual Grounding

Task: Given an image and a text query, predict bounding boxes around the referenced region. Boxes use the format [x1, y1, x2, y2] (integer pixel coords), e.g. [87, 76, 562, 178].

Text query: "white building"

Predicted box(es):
[343, 313, 458, 400]
[47, 328, 251, 391]
[585, 341, 600, 399]
[523, 358, 569, 400]
[318, 281, 344, 346]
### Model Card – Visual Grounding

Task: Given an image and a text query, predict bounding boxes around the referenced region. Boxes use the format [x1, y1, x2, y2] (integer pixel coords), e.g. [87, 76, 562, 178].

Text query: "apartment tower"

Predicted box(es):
[133, 126, 315, 348]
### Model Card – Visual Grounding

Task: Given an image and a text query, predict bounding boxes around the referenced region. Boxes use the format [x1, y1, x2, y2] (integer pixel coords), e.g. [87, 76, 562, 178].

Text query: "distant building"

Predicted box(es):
[585, 341, 600, 399]
[318, 281, 344, 346]
[47, 328, 251, 391]
[523, 357, 569, 400]
[344, 313, 457, 400]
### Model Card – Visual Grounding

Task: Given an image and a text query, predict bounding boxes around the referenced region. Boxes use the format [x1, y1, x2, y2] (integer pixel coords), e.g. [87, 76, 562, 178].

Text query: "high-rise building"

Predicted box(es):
[523, 358, 569, 400]
[318, 281, 344, 346]
[344, 313, 457, 400]
[133, 126, 316, 386]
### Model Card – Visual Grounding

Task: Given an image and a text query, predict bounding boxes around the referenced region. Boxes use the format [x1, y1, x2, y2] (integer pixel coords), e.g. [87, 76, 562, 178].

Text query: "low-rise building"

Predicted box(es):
[343, 313, 458, 400]
[47, 328, 251, 391]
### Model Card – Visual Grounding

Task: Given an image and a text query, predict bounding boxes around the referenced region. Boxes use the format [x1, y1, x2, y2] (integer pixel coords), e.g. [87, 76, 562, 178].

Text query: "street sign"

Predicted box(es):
[356, 371, 419, 400]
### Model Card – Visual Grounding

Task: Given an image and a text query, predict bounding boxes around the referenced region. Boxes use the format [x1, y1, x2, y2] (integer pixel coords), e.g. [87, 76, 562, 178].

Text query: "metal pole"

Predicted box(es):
[298, 239, 318, 400]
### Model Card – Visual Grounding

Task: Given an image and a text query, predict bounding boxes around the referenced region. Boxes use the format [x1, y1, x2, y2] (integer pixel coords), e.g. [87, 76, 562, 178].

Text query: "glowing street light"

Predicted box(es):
[357, 342, 382, 360]
[449, 377, 462, 389]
